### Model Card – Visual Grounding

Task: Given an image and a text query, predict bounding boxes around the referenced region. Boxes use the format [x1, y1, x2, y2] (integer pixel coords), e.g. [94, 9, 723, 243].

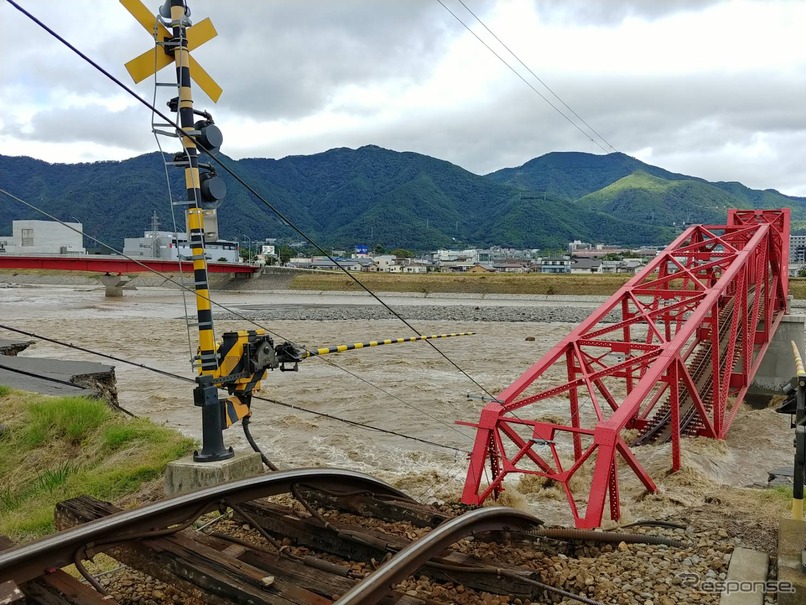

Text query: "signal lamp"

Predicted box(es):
[200, 168, 226, 208]
[194, 120, 223, 151]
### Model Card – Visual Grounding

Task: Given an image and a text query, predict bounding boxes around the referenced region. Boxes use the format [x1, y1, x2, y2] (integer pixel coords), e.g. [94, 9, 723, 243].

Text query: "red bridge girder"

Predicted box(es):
[0, 255, 256, 274]
[460, 209, 790, 528]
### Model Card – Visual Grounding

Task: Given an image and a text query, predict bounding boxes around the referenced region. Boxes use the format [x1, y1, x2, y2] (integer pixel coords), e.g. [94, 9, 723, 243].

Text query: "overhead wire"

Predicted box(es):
[0, 189, 476, 445]
[450, 0, 617, 153]
[434, 0, 610, 154]
[439, 0, 721, 228]
[0, 322, 468, 455]
[2, 0, 495, 496]
[436, 1, 740, 450]
[0, 322, 193, 383]
[432, 0, 679, 481]
[3, 0, 496, 404]
[252, 395, 466, 454]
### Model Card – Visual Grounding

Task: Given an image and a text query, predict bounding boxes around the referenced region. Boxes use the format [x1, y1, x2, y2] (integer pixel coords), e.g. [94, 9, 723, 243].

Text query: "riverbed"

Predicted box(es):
[0, 283, 794, 526]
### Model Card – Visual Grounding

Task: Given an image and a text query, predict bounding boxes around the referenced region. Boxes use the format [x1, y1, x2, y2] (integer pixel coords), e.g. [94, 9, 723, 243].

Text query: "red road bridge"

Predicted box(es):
[460, 209, 790, 528]
[0, 254, 258, 275]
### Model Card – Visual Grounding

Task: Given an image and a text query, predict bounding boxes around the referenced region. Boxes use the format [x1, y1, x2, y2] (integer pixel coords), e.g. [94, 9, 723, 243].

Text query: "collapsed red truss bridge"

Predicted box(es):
[460, 209, 790, 528]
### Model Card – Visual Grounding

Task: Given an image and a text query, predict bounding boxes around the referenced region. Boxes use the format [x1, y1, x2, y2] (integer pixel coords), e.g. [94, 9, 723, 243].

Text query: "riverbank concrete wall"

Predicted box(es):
[751, 313, 806, 395]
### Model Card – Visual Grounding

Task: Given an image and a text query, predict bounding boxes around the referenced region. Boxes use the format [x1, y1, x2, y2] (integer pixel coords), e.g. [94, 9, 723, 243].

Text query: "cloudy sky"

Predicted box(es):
[1, 0, 805, 196]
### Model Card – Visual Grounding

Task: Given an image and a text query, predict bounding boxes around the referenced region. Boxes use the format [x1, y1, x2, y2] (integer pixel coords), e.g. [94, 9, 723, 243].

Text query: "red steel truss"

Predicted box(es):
[459, 209, 790, 528]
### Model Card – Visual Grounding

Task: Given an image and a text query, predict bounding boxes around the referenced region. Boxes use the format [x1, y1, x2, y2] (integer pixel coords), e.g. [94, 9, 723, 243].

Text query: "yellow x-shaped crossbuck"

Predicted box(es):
[120, 0, 222, 102]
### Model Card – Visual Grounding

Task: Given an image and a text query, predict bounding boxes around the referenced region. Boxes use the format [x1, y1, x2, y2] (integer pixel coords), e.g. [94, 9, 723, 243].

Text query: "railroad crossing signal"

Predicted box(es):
[119, 0, 222, 102]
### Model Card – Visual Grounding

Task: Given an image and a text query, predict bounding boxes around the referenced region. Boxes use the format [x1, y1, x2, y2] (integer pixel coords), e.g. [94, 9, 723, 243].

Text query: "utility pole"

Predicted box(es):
[123, 0, 231, 462]
[167, 0, 228, 461]
[149, 211, 160, 258]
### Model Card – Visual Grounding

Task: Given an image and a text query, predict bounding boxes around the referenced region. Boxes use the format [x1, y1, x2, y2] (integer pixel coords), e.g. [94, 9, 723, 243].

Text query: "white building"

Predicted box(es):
[122, 230, 239, 263]
[791, 234, 806, 263]
[433, 249, 480, 264]
[374, 255, 401, 272]
[539, 257, 572, 274]
[0, 220, 86, 255]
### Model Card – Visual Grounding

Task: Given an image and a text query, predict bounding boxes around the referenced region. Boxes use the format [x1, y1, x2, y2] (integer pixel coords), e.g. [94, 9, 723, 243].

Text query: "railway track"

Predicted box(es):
[0, 468, 684, 605]
[632, 286, 757, 446]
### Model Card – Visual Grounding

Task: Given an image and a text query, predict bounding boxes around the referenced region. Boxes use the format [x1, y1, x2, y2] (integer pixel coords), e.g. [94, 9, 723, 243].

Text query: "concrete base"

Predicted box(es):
[164, 451, 263, 496]
[778, 518, 806, 605]
[720, 547, 768, 605]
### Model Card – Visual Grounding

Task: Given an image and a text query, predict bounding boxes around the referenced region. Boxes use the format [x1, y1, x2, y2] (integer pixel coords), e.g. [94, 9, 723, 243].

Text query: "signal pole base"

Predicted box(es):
[164, 451, 263, 496]
[778, 518, 806, 604]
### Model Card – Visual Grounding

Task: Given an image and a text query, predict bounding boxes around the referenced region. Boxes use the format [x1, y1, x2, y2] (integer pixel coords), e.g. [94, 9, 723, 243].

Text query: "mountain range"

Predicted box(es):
[1, 147, 803, 253]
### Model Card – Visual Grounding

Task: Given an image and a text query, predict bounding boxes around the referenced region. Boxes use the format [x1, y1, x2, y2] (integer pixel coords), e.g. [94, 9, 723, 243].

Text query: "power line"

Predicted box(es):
[437, 0, 721, 231]
[0, 322, 468, 455]
[451, 0, 617, 153]
[434, 0, 609, 154]
[0, 188, 476, 444]
[3, 0, 496, 403]
[252, 395, 467, 454]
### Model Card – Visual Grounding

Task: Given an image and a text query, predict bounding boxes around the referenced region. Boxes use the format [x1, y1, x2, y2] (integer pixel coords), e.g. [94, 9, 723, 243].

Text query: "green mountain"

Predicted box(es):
[489, 152, 806, 230]
[0, 147, 802, 253]
[485, 151, 692, 200]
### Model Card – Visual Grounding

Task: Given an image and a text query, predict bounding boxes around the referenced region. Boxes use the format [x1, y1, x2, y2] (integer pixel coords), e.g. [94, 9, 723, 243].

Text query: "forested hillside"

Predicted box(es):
[1, 147, 802, 252]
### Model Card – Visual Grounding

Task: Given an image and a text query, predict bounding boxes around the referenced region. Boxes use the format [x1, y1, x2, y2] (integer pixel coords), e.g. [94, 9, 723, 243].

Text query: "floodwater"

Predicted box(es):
[0, 284, 795, 526]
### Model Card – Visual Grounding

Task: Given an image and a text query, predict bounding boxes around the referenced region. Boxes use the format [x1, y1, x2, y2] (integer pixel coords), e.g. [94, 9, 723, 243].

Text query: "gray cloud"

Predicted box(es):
[1, 1, 804, 197]
[226, 63, 806, 197]
[4, 104, 152, 151]
[187, 1, 452, 118]
[532, 0, 725, 25]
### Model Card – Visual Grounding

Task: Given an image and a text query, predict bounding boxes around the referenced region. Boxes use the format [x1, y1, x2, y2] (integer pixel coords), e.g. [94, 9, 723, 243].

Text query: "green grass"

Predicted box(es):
[0, 389, 196, 541]
[599, 171, 673, 195]
[35, 461, 78, 493]
[22, 396, 112, 447]
[289, 272, 806, 300]
[789, 279, 806, 300]
[0, 385, 10, 397]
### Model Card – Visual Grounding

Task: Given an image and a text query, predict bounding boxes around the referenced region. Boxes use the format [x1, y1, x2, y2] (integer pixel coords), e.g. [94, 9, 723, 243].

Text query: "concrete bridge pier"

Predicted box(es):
[99, 273, 131, 298]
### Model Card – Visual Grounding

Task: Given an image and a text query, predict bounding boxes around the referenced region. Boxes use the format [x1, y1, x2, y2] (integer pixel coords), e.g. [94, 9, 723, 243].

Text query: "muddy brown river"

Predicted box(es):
[0, 284, 794, 526]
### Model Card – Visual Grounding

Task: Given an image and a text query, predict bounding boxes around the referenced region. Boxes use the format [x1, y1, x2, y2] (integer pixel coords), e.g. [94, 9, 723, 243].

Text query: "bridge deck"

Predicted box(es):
[0, 255, 257, 274]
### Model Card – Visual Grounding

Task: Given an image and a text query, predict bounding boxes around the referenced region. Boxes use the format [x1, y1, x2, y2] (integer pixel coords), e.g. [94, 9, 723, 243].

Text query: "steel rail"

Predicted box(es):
[0, 468, 411, 586]
[333, 506, 541, 604]
[634, 284, 758, 445]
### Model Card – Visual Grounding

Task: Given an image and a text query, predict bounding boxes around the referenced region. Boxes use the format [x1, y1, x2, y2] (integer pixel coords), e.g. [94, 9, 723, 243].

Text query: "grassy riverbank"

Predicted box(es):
[0, 387, 195, 541]
[290, 272, 806, 299]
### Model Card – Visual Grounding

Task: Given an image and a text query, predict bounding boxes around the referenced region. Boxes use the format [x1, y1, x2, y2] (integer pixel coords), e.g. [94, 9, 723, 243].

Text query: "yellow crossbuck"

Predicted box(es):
[120, 0, 222, 102]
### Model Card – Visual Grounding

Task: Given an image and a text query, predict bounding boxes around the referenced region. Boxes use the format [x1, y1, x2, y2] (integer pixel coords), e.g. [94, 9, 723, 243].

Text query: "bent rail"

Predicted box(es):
[0, 468, 411, 586]
[334, 506, 542, 604]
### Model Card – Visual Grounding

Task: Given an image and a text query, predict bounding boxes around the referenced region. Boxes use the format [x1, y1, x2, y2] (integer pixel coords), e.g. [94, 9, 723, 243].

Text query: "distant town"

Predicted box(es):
[285, 241, 657, 275]
[3, 218, 806, 277]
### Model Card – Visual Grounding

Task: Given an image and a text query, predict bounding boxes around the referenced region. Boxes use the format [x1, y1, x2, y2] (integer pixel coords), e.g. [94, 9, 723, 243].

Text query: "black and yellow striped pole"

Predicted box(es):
[166, 0, 228, 462]
[299, 333, 476, 359]
[120, 2, 475, 462]
[791, 341, 806, 520]
[122, 0, 249, 461]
